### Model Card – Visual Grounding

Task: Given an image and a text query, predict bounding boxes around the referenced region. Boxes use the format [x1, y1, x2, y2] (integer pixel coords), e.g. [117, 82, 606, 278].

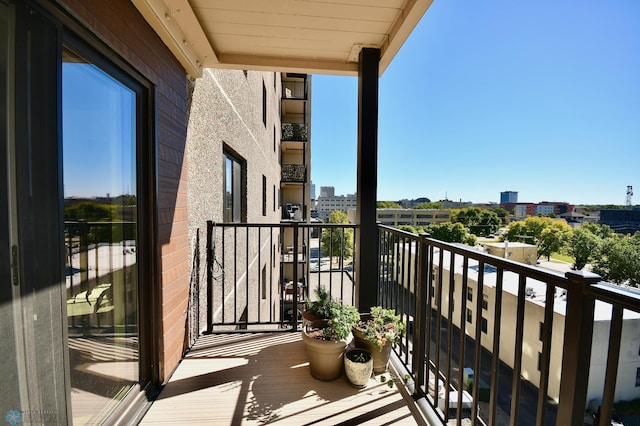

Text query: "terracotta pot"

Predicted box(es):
[301, 320, 351, 381]
[301, 309, 320, 326]
[344, 348, 373, 388]
[352, 324, 393, 374]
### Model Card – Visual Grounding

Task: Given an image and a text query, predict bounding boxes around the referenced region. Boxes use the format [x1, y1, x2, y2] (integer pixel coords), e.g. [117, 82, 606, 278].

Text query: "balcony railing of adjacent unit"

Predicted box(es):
[206, 221, 356, 332]
[281, 163, 306, 183]
[282, 80, 307, 99]
[203, 221, 640, 425]
[281, 122, 308, 142]
[64, 220, 137, 332]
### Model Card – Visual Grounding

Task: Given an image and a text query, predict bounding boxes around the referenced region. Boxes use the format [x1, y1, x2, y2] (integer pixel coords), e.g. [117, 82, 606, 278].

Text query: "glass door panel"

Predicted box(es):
[62, 47, 139, 425]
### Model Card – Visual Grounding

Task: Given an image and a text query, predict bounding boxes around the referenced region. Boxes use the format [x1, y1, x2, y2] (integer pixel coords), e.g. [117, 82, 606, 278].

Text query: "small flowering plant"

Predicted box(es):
[356, 306, 406, 351]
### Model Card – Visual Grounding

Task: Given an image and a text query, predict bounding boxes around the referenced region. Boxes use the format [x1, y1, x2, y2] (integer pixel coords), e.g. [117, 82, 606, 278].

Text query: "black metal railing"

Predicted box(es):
[202, 220, 639, 425]
[281, 122, 308, 142]
[205, 221, 356, 332]
[64, 220, 137, 333]
[281, 163, 306, 183]
[377, 224, 640, 426]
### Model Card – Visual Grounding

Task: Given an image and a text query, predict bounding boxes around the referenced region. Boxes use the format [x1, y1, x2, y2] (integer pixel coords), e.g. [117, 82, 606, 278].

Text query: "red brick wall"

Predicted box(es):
[58, 0, 189, 382]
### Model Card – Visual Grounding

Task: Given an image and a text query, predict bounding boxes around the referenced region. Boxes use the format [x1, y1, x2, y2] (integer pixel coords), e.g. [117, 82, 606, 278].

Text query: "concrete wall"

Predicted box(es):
[187, 69, 283, 331]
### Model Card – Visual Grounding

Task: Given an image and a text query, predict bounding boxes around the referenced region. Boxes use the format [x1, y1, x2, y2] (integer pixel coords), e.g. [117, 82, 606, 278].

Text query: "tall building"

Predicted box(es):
[500, 191, 518, 204]
[311, 183, 316, 200]
[281, 73, 312, 221]
[319, 186, 335, 198]
[316, 193, 357, 222]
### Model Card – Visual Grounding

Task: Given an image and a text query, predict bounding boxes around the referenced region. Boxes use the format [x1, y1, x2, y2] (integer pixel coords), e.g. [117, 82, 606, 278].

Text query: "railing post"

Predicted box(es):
[412, 233, 429, 399]
[556, 270, 600, 426]
[292, 222, 299, 332]
[206, 221, 213, 334]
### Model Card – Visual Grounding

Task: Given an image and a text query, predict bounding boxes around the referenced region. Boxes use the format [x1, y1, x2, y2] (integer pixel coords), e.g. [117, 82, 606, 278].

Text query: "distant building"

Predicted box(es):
[319, 186, 335, 198]
[311, 183, 316, 201]
[508, 202, 574, 219]
[500, 191, 518, 204]
[600, 208, 640, 234]
[559, 211, 589, 228]
[483, 242, 537, 265]
[374, 208, 451, 227]
[398, 197, 431, 209]
[316, 193, 356, 222]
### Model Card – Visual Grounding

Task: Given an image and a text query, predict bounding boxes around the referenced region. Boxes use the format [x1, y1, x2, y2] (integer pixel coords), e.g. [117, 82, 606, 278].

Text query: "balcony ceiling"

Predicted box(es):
[132, 0, 433, 77]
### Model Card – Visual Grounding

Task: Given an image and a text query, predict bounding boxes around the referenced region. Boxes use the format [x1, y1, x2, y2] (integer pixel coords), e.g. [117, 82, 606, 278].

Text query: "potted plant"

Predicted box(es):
[344, 348, 373, 388]
[301, 286, 333, 324]
[301, 302, 359, 381]
[352, 306, 406, 374]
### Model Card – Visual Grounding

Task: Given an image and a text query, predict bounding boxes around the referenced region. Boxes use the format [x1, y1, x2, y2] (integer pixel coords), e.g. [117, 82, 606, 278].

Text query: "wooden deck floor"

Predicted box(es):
[140, 332, 426, 425]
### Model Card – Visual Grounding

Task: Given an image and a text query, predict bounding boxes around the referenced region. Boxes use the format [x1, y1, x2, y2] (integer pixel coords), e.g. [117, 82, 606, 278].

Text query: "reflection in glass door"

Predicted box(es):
[62, 47, 139, 425]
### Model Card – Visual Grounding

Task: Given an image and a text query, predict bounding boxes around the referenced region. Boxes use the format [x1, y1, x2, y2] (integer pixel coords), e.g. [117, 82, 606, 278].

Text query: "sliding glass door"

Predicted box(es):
[62, 46, 140, 425]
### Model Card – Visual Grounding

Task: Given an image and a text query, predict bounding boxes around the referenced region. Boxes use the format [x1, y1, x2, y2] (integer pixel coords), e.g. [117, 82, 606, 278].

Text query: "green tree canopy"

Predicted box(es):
[537, 221, 572, 260]
[65, 201, 113, 221]
[569, 225, 602, 270]
[321, 210, 354, 258]
[452, 207, 500, 237]
[412, 201, 443, 209]
[504, 216, 558, 245]
[592, 232, 640, 286]
[425, 222, 477, 246]
[377, 201, 401, 208]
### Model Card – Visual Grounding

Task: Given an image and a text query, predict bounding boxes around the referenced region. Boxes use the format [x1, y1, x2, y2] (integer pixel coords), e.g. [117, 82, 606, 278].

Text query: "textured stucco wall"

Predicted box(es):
[187, 69, 283, 334]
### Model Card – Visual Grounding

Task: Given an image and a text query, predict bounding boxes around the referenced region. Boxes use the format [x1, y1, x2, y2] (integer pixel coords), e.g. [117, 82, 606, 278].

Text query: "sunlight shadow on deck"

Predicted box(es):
[140, 333, 420, 425]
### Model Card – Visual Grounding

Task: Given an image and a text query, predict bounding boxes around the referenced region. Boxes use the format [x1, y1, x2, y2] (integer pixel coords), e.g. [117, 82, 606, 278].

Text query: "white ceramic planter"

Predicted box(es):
[344, 348, 373, 388]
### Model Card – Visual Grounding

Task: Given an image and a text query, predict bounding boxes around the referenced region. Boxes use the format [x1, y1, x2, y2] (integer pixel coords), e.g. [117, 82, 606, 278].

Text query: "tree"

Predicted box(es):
[64, 201, 113, 222]
[321, 210, 354, 258]
[569, 226, 601, 270]
[377, 200, 401, 208]
[452, 207, 500, 237]
[412, 201, 443, 209]
[505, 216, 556, 244]
[537, 222, 572, 260]
[493, 207, 511, 226]
[426, 222, 477, 246]
[592, 232, 640, 287]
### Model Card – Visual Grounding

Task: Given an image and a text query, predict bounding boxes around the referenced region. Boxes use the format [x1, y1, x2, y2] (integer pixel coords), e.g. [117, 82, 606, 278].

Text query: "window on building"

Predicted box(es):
[466, 308, 472, 324]
[539, 322, 544, 341]
[538, 352, 542, 372]
[467, 287, 473, 302]
[262, 81, 267, 126]
[262, 175, 267, 216]
[481, 317, 488, 334]
[482, 294, 488, 310]
[224, 150, 244, 222]
[261, 266, 267, 300]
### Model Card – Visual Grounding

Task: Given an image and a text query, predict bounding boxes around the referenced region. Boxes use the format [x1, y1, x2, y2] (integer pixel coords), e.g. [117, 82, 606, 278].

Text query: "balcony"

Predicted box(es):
[282, 80, 308, 100]
[281, 122, 308, 142]
[141, 222, 640, 425]
[281, 163, 307, 183]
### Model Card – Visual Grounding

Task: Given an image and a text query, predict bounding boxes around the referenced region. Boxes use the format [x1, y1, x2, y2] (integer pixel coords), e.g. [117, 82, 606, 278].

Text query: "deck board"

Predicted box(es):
[140, 333, 423, 425]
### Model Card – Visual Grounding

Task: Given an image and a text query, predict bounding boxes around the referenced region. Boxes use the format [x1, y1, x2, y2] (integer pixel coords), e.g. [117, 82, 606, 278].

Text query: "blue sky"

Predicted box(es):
[63, 62, 136, 199]
[310, 1, 640, 205]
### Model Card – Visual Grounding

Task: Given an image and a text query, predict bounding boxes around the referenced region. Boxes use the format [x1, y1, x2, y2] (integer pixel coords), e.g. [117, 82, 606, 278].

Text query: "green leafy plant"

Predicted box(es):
[357, 306, 406, 351]
[323, 303, 359, 340]
[305, 286, 335, 319]
[346, 349, 371, 363]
